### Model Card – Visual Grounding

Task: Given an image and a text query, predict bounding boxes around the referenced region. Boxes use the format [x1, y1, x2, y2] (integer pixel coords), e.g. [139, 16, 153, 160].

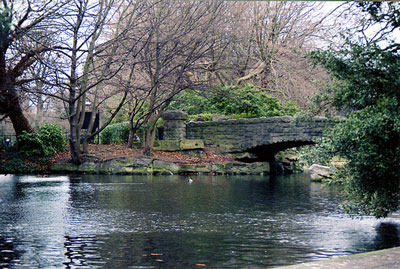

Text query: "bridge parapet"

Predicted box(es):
[186, 116, 331, 154]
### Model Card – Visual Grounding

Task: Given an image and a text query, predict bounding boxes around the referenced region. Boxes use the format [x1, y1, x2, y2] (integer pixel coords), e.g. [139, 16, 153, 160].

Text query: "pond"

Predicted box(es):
[0, 173, 399, 268]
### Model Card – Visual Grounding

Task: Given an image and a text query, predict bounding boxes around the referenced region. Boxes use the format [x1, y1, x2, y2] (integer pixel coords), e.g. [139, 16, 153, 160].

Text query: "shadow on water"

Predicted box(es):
[0, 236, 19, 267]
[374, 222, 400, 250]
[63, 232, 235, 268]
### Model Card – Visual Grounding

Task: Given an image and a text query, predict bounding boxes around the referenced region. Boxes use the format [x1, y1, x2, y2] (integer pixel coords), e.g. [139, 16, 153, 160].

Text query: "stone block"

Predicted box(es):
[224, 162, 270, 175]
[211, 164, 225, 174]
[50, 163, 79, 172]
[180, 139, 204, 150]
[308, 164, 332, 181]
[164, 120, 186, 128]
[133, 156, 152, 167]
[152, 160, 180, 174]
[179, 164, 211, 174]
[153, 140, 181, 151]
[79, 162, 98, 173]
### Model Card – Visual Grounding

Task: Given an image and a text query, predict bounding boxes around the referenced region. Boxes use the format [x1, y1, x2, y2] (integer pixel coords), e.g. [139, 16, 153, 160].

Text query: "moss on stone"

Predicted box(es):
[152, 160, 180, 174]
[49, 163, 79, 172]
[50, 156, 271, 176]
[154, 139, 204, 152]
[180, 139, 204, 150]
[153, 140, 181, 151]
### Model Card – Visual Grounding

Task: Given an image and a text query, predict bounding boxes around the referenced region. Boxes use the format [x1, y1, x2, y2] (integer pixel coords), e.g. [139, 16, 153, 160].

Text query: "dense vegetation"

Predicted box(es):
[168, 84, 298, 118]
[100, 122, 131, 144]
[308, 2, 400, 218]
[101, 84, 299, 144]
[0, 123, 65, 173]
[18, 123, 65, 157]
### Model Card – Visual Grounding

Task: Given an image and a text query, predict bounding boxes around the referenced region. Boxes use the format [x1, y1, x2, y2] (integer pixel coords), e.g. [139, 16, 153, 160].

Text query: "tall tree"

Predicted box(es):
[0, 0, 67, 135]
[311, 2, 400, 218]
[36, 0, 139, 164]
[205, 2, 340, 108]
[79, 0, 150, 154]
[116, 0, 225, 152]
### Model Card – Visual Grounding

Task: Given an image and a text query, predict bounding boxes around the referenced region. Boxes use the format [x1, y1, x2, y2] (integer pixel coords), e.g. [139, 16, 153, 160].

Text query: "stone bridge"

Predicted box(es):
[161, 111, 332, 162]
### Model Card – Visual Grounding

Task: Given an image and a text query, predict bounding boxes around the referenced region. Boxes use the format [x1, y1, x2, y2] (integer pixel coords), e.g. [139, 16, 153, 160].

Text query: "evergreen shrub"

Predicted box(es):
[18, 123, 65, 157]
[100, 121, 130, 144]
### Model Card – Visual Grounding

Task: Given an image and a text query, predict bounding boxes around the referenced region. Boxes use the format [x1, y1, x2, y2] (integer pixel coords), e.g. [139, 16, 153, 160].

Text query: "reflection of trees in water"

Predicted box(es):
[63, 235, 102, 268]
[63, 232, 231, 268]
[0, 236, 19, 265]
[374, 222, 400, 250]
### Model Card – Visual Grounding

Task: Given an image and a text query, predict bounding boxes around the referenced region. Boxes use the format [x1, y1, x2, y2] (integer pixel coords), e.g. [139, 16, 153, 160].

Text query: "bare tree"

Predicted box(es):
[204, 2, 344, 108]
[0, 0, 68, 135]
[46, 0, 118, 164]
[78, 0, 154, 154]
[113, 0, 226, 153]
[31, 0, 146, 164]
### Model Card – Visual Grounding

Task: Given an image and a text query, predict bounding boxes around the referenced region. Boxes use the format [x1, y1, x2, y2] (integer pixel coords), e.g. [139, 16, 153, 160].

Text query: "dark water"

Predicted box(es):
[0, 173, 399, 268]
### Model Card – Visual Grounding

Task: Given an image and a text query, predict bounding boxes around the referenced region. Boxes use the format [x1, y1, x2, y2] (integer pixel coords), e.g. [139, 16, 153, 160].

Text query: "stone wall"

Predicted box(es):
[162, 110, 188, 140]
[186, 116, 330, 154]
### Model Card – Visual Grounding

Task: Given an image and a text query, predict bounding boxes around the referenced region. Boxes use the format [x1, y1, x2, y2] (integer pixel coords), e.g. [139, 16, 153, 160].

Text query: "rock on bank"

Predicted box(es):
[49, 156, 270, 175]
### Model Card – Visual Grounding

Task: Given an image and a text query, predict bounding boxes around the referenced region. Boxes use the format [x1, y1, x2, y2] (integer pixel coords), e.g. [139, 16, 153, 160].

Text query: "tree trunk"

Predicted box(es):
[69, 113, 82, 165]
[8, 99, 34, 135]
[127, 102, 142, 149]
[0, 84, 33, 135]
[83, 92, 98, 154]
[127, 117, 137, 149]
[143, 111, 158, 156]
[35, 80, 44, 127]
[68, 84, 82, 164]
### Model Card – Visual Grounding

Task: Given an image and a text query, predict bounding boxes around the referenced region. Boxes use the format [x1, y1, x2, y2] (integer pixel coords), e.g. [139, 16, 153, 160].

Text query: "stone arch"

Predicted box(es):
[235, 140, 316, 163]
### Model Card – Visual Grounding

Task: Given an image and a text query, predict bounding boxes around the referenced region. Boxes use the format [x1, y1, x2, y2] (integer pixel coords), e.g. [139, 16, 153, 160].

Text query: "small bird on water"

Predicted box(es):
[188, 177, 193, 183]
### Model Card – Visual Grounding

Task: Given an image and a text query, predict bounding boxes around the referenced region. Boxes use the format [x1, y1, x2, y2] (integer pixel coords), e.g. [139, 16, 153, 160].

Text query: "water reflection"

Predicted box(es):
[0, 175, 70, 267]
[63, 232, 233, 268]
[374, 223, 400, 249]
[0, 236, 19, 266]
[0, 173, 399, 268]
[64, 235, 103, 267]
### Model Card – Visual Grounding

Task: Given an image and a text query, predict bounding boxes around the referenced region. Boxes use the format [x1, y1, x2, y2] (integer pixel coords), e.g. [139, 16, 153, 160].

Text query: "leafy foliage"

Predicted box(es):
[0, 8, 11, 48]
[188, 113, 216, 122]
[328, 107, 400, 217]
[169, 91, 209, 115]
[309, 3, 400, 218]
[298, 136, 336, 167]
[169, 84, 299, 118]
[100, 122, 130, 144]
[310, 45, 400, 111]
[17, 123, 66, 157]
[0, 151, 51, 174]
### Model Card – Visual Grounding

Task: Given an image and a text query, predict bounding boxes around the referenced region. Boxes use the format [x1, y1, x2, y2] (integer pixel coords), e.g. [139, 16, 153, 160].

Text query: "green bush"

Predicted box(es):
[17, 123, 65, 157]
[0, 145, 52, 174]
[168, 90, 209, 115]
[100, 121, 130, 144]
[38, 123, 66, 155]
[298, 137, 336, 167]
[310, 10, 400, 217]
[213, 84, 300, 117]
[18, 131, 43, 157]
[168, 84, 299, 118]
[0, 154, 49, 174]
[188, 113, 217, 122]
